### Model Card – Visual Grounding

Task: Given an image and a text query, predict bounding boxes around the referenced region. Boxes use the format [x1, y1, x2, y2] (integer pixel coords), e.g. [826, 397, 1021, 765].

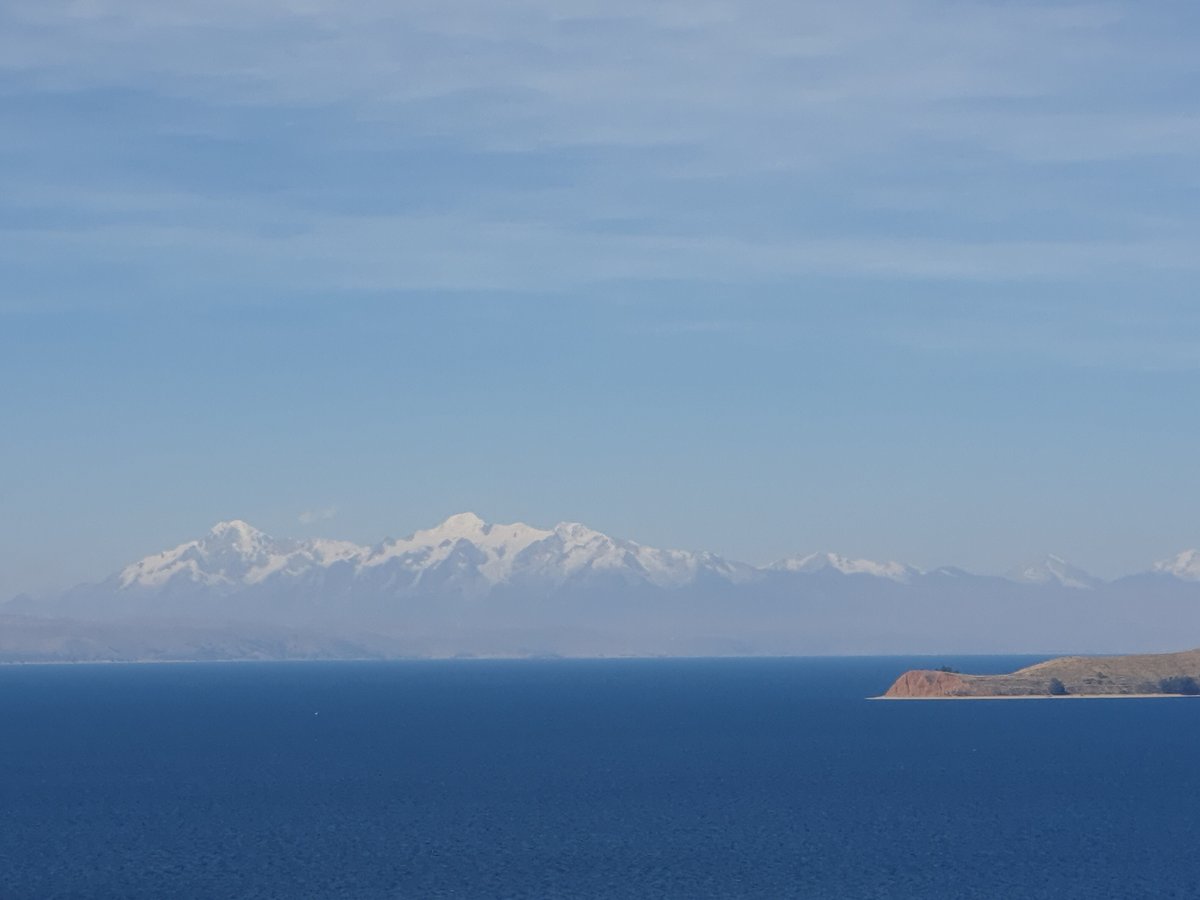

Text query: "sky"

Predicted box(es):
[2, 0, 1200, 598]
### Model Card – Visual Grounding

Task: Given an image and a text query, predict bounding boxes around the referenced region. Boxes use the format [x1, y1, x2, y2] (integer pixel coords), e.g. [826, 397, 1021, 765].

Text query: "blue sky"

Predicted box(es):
[2, 0, 1199, 596]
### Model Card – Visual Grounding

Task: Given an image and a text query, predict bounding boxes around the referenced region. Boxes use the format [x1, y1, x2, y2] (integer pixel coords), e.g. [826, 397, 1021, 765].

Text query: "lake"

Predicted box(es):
[2, 657, 1197, 898]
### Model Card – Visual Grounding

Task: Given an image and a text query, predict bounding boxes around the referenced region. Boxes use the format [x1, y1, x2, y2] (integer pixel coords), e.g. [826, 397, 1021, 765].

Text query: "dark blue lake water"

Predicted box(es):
[2, 657, 1198, 899]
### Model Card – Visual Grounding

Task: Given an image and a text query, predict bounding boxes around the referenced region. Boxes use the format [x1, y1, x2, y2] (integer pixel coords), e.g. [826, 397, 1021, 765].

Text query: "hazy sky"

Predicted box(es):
[3, 1, 1200, 597]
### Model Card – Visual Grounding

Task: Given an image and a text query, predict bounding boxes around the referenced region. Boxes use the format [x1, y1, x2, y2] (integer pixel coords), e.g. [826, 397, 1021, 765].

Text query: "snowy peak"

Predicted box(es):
[1005, 554, 1098, 589]
[418, 511, 489, 541]
[1153, 549, 1200, 581]
[362, 513, 553, 585]
[110, 513, 760, 597]
[554, 521, 604, 544]
[770, 552, 918, 582]
[203, 519, 275, 559]
[532, 522, 751, 588]
[209, 519, 266, 542]
[380, 512, 552, 551]
[99, 515, 1200, 600]
[304, 538, 368, 566]
[119, 522, 368, 590]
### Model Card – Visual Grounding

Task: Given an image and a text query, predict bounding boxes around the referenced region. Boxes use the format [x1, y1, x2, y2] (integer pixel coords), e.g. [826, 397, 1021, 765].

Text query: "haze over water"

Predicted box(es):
[4, 658, 1197, 898]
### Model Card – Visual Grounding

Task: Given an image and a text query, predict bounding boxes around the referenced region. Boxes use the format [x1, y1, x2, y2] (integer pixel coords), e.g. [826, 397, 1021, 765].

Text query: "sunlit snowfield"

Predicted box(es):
[3, 658, 1198, 898]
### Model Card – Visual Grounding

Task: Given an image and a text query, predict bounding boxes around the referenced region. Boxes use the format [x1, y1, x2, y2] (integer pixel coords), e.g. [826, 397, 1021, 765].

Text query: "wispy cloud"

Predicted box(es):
[298, 507, 337, 525]
[2, 1, 1198, 310]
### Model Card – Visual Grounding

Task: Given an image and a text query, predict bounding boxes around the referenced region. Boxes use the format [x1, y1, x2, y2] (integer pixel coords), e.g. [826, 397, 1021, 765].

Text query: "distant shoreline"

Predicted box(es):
[0, 652, 1058, 668]
[0, 654, 874, 667]
[870, 693, 1193, 700]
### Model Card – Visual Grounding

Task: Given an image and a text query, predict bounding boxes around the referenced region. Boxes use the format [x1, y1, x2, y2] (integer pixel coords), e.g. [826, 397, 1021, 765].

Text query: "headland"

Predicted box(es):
[880, 647, 1200, 698]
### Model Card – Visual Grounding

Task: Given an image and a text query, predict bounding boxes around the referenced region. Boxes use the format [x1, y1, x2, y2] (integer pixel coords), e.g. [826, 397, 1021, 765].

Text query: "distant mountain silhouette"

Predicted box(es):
[7, 514, 1200, 662]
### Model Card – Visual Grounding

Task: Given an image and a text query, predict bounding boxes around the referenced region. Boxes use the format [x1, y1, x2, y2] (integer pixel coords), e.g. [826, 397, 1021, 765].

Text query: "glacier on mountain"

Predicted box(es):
[1153, 549, 1200, 581]
[7, 514, 1200, 662]
[109, 513, 763, 599]
[119, 520, 364, 590]
[1004, 554, 1100, 590]
[32, 513, 1200, 603]
[770, 552, 919, 582]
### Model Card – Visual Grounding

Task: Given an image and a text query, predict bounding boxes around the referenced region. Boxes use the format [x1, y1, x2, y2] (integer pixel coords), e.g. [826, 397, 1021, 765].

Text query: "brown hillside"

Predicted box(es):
[882, 648, 1200, 698]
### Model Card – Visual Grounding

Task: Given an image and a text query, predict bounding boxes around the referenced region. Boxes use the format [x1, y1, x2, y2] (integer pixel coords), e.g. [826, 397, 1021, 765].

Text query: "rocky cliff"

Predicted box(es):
[883, 648, 1200, 697]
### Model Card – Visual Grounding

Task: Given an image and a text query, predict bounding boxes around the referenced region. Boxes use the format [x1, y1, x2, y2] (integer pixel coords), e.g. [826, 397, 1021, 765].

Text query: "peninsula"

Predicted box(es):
[882, 648, 1200, 698]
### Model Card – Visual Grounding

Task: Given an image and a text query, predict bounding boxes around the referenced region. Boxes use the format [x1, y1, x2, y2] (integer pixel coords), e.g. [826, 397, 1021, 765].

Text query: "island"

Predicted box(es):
[881, 647, 1200, 698]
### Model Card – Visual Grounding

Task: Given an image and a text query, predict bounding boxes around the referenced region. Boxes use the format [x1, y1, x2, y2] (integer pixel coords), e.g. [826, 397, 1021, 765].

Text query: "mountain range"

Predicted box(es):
[5, 513, 1200, 662]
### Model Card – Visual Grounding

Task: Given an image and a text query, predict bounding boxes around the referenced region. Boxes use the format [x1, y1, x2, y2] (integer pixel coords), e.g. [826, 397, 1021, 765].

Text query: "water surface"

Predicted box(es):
[2, 657, 1197, 898]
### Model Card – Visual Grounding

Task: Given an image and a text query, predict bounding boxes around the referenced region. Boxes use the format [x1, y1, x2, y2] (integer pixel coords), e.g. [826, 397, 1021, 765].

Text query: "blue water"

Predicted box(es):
[2, 657, 1198, 899]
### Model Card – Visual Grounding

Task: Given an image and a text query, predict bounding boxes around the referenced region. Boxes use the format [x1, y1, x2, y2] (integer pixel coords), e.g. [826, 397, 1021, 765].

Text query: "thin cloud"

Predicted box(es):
[2, 1, 1198, 310]
[298, 507, 337, 525]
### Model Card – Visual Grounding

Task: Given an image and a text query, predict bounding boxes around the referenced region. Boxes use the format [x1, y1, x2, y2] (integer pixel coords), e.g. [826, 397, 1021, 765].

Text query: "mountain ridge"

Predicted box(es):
[75, 513, 1200, 598]
[7, 513, 1200, 662]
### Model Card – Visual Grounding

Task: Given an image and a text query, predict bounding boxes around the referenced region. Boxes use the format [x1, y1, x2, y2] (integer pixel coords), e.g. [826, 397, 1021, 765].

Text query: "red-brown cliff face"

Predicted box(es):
[883, 670, 970, 697]
[881, 648, 1200, 697]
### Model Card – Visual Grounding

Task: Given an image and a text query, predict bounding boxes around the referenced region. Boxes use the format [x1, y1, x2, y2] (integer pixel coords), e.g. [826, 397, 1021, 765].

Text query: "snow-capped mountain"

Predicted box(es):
[8, 515, 1200, 662]
[32, 516, 1200, 607]
[1153, 549, 1200, 581]
[353, 512, 758, 592]
[118, 520, 364, 591]
[102, 513, 760, 602]
[1004, 554, 1100, 590]
[770, 552, 920, 583]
